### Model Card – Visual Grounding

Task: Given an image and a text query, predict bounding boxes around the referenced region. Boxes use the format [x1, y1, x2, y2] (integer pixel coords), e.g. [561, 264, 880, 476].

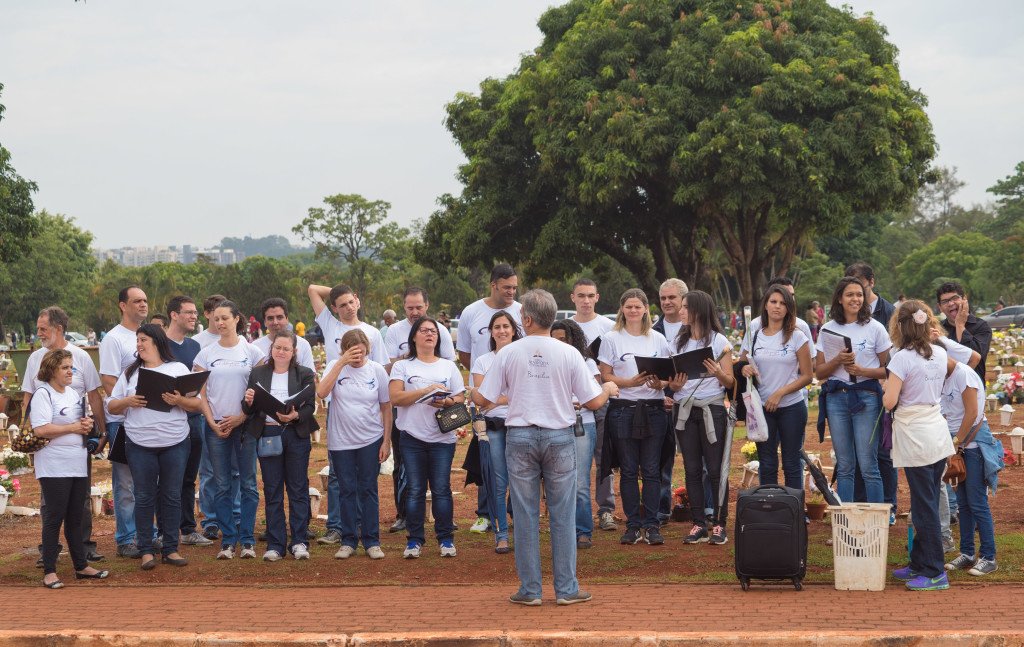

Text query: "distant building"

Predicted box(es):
[92, 245, 245, 267]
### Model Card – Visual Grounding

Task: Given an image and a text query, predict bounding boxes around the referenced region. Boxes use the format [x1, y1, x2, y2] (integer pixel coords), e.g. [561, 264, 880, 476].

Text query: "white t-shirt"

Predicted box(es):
[941, 362, 985, 448]
[389, 357, 465, 444]
[815, 319, 892, 384]
[325, 360, 390, 450]
[386, 318, 456, 362]
[661, 320, 683, 348]
[578, 358, 601, 425]
[22, 344, 101, 400]
[478, 335, 603, 429]
[887, 345, 948, 407]
[456, 299, 523, 380]
[193, 339, 265, 419]
[597, 329, 672, 401]
[315, 309, 389, 366]
[741, 328, 810, 409]
[251, 333, 316, 371]
[265, 371, 291, 425]
[99, 324, 140, 423]
[747, 316, 817, 359]
[111, 362, 191, 448]
[673, 332, 732, 402]
[192, 328, 219, 349]
[30, 384, 88, 478]
[938, 336, 973, 366]
[471, 351, 508, 419]
[573, 315, 613, 346]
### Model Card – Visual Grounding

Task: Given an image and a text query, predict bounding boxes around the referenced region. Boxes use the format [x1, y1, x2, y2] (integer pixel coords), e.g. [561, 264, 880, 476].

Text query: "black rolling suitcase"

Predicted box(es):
[734, 484, 807, 591]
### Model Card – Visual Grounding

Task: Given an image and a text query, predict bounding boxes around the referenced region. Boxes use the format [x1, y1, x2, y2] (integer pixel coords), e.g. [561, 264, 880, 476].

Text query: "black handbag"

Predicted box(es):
[435, 402, 471, 433]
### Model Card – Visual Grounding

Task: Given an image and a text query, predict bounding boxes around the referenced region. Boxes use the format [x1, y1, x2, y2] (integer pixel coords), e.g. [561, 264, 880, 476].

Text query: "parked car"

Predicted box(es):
[555, 310, 576, 321]
[65, 332, 90, 347]
[982, 306, 1024, 330]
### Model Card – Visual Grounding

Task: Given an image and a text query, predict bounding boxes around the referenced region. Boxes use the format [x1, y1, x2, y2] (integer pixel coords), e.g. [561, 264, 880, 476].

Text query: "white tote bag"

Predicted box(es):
[742, 383, 769, 442]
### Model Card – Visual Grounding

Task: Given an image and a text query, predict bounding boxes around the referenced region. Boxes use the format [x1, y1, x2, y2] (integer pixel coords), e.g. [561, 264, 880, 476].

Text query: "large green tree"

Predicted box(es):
[896, 232, 996, 301]
[422, 0, 934, 303]
[0, 83, 40, 263]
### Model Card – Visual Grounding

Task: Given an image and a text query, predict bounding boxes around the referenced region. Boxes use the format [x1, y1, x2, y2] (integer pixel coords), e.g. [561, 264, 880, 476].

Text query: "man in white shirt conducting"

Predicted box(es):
[475, 289, 618, 607]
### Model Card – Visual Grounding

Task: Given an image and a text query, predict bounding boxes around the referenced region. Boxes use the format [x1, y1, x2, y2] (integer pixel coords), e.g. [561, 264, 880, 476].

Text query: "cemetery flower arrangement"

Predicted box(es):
[673, 486, 689, 507]
[1003, 372, 1024, 402]
[1, 448, 30, 472]
[740, 441, 759, 461]
[0, 468, 20, 497]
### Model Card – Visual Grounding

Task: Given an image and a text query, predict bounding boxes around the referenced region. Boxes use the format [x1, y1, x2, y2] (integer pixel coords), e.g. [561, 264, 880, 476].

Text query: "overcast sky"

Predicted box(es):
[1, 1, 1021, 249]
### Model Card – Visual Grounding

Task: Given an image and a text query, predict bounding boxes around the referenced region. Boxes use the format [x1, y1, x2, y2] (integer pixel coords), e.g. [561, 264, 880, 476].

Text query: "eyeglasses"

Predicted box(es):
[179, 310, 199, 316]
[938, 295, 962, 307]
[418, 328, 439, 336]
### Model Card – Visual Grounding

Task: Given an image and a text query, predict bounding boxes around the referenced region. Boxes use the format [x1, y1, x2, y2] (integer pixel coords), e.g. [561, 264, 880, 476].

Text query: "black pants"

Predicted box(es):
[677, 404, 729, 527]
[38, 459, 95, 556]
[178, 415, 204, 534]
[391, 412, 408, 520]
[39, 477, 90, 574]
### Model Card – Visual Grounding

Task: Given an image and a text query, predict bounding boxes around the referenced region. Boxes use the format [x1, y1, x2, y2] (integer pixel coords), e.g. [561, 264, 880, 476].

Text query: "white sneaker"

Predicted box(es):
[403, 542, 421, 559]
[291, 544, 310, 560]
[216, 547, 234, 560]
[239, 545, 256, 559]
[439, 540, 457, 557]
[262, 550, 282, 562]
[334, 545, 355, 559]
[469, 517, 491, 533]
[366, 546, 385, 560]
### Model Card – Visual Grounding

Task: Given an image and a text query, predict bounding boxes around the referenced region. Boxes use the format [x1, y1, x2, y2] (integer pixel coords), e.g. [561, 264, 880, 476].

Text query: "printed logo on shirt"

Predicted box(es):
[619, 352, 634, 361]
[210, 357, 251, 367]
[855, 339, 869, 352]
[58, 406, 70, 416]
[756, 342, 792, 357]
[528, 352, 550, 379]
[338, 376, 378, 390]
[406, 375, 449, 388]
[398, 341, 409, 351]
[477, 326, 488, 336]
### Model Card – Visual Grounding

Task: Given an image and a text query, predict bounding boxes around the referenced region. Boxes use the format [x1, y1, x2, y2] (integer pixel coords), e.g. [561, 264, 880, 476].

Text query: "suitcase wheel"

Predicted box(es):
[740, 578, 750, 591]
[793, 578, 802, 591]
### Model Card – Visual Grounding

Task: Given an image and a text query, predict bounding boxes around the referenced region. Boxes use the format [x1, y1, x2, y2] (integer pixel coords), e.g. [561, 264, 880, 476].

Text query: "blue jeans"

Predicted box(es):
[659, 426, 675, 521]
[904, 459, 946, 578]
[757, 401, 808, 490]
[487, 428, 510, 542]
[593, 403, 615, 514]
[125, 436, 190, 557]
[329, 438, 383, 550]
[206, 425, 258, 549]
[107, 422, 137, 546]
[506, 425, 579, 600]
[259, 427, 311, 554]
[402, 432, 456, 546]
[476, 434, 495, 526]
[826, 391, 883, 503]
[957, 444, 996, 561]
[608, 405, 668, 529]
[574, 421, 597, 539]
[854, 433, 899, 509]
[199, 419, 238, 532]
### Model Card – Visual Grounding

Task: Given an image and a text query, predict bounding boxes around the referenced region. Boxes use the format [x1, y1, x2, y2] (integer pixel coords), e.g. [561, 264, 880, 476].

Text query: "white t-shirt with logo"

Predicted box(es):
[99, 324, 139, 423]
[386, 318, 456, 362]
[573, 315, 613, 346]
[597, 329, 671, 401]
[193, 339, 265, 419]
[815, 319, 892, 384]
[389, 357, 465, 444]
[30, 384, 88, 478]
[252, 333, 316, 371]
[941, 362, 985, 448]
[456, 299, 523, 381]
[673, 332, 732, 402]
[22, 343, 101, 400]
[478, 335, 602, 429]
[747, 316, 817, 359]
[741, 328, 810, 409]
[315, 309, 389, 366]
[887, 345, 948, 407]
[471, 351, 508, 420]
[325, 360, 390, 450]
[111, 362, 192, 448]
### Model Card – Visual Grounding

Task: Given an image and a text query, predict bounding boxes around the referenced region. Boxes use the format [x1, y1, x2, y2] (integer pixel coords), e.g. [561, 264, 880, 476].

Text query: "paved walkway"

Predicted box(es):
[3, 582, 1023, 645]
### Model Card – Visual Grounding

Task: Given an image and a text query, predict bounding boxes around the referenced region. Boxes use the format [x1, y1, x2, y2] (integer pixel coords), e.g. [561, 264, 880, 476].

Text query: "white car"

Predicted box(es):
[65, 332, 90, 347]
[555, 310, 576, 321]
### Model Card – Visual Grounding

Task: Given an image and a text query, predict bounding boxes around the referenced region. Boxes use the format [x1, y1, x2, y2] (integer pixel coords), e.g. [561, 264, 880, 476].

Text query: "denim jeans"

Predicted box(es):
[592, 403, 615, 514]
[506, 425, 579, 600]
[939, 482, 953, 544]
[607, 405, 667, 530]
[260, 427, 312, 554]
[904, 459, 946, 578]
[178, 416, 204, 534]
[199, 419, 238, 532]
[126, 436, 190, 557]
[826, 391, 883, 503]
[659, 426, 676, 521]
[402, 432, 456, 546]
[476, 435, 495, 524]
[854, 432, 898, 509]
[390, 416, 408, 521]
[757, 401, 808, 490]
[206, 425, 259, 549]
[487, 428, 510, 542]
[107, 422, 137, 546]
[329, 437, 383, 550]
[574, 421, 597, 539]
[957, 444, 996, 560]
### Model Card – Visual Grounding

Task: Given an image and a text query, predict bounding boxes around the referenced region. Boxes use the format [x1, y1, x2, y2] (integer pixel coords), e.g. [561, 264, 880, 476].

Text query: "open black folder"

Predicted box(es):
[633, 347, 715, 381]
[136, 368, 210, 413]
[251, 383, 314, 418]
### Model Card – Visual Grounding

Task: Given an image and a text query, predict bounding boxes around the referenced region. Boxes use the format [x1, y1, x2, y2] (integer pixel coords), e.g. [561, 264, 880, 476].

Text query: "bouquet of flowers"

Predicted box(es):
[1, 447, 30, 472]
[1004, 372, 1024, 404]
[673, 486, 689, 507]
[0, 467, 20, 497]
[740, 441, 759, 461]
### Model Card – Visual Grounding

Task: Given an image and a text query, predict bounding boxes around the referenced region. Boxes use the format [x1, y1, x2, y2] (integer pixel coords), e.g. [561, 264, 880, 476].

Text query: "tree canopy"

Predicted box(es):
[0, 83, 40, 263]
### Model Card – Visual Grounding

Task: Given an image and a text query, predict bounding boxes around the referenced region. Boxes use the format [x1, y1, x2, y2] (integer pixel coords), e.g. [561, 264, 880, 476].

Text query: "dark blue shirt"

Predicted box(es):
[168, 336, 201, 369]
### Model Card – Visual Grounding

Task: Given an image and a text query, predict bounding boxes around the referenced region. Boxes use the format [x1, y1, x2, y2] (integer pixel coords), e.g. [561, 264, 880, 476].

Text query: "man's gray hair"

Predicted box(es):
[659, 278, 688, 297]
[383, 309, 397, 319]
[521, 289, 557, 329]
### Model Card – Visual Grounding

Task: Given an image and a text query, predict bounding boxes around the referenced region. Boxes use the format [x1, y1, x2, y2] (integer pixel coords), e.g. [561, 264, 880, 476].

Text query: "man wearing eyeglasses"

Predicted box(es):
[937, 281, 991, 385]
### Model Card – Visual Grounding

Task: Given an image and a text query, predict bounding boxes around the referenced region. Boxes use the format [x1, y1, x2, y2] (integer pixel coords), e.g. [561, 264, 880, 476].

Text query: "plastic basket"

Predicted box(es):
[829, 503, 891, 591]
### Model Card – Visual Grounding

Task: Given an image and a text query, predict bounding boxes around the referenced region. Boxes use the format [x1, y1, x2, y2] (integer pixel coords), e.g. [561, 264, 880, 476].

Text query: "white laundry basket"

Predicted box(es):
[829, 503, 891, 591]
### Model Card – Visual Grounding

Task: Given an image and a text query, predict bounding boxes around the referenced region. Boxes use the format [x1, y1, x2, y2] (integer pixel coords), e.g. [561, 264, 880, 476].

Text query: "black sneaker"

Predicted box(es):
[683, 524, 709, 544]
[709, 525, 728, 545]
[619, 527, 644, 545]
[644, 527, 665, 545]
[202, 525, 220, 541]
[576, 536, 593, 550]
[388, 518, 407, 533]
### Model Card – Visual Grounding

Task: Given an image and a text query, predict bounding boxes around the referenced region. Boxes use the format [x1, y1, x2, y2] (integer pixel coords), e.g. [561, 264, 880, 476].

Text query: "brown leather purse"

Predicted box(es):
[943, 420, 983, 487]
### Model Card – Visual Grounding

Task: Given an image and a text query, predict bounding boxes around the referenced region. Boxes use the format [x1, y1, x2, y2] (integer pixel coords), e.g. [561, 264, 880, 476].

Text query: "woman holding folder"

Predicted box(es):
[597, 288, 672, 546]
[242, 329, 318, 561]
[815, 277, 891, 505]
[109, 323, 204, 570]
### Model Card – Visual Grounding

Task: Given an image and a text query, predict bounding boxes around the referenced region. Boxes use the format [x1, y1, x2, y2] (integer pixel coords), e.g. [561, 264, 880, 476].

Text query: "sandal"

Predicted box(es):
[495, 540, 511, 554]
[42, 578, 64, 589]
[140, 556, 157, 571]
[75, 569, 110, 580]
